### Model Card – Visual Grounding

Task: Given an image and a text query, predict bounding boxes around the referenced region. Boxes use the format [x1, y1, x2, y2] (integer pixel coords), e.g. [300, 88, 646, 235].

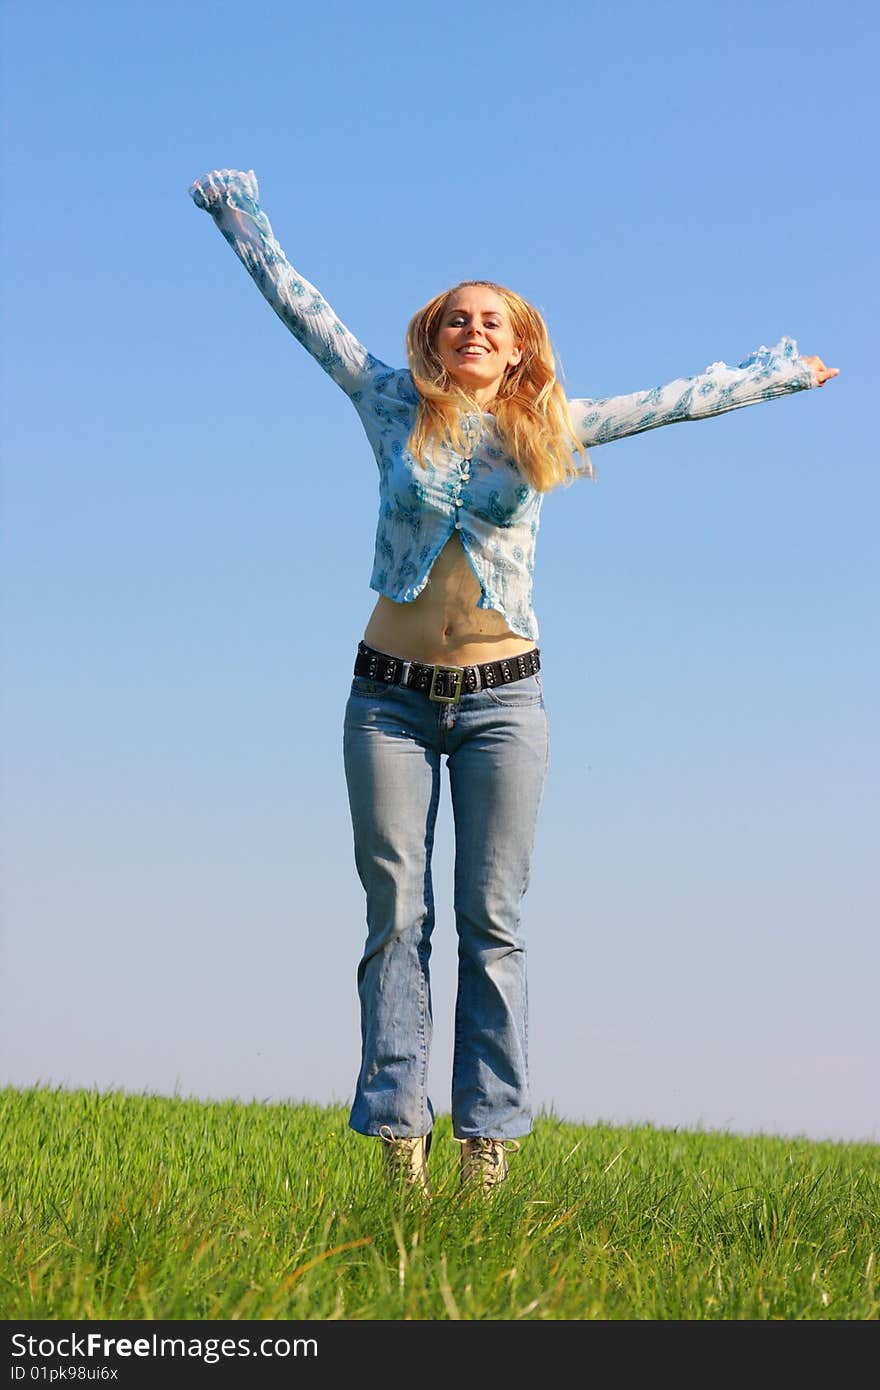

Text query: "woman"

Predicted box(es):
[188, 168, 838, 1196]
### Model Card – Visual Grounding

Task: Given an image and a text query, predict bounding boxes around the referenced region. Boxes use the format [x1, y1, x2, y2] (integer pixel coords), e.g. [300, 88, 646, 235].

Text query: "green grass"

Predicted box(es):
[2, 1085, 877, 1320]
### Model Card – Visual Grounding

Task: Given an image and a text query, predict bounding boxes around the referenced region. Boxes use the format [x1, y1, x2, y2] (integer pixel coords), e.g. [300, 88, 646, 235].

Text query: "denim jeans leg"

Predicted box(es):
[446, 677, 549, 1140]
[343, 680, 441, 1137]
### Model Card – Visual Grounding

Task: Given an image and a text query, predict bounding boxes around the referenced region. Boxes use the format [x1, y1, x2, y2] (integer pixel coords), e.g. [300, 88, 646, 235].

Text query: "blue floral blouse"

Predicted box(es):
[189, 168, 816, 641]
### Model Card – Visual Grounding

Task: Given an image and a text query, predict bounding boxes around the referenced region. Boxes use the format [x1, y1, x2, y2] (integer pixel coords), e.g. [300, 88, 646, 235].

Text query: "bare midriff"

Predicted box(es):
[362, 535, 537, 666]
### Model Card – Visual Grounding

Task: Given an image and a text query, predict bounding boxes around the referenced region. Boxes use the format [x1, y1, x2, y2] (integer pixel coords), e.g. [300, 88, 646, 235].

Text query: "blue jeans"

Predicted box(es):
[343, 664, 550, 1141]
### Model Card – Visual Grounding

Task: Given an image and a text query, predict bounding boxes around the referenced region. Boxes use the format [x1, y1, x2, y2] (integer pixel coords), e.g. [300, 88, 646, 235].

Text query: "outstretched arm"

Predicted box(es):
[189, 168, 387, 397]
[569, 338, 839, 449]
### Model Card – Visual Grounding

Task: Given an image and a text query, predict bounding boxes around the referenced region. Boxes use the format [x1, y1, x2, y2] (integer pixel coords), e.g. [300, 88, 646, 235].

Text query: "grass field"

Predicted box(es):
[2, 1085, 877, 1320]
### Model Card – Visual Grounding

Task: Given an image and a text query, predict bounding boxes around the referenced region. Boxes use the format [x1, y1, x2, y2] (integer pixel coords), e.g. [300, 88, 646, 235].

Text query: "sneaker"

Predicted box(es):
[378, 1125, 432, 1193]
[458, 1137, 520, 1194]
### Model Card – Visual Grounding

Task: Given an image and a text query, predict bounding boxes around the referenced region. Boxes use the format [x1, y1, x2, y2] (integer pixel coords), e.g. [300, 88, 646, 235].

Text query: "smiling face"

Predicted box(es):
[434, 285, 523, 406]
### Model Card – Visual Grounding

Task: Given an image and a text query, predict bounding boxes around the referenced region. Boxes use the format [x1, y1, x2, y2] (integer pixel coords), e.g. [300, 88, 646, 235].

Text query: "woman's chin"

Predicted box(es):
[448, 368, 499, 397]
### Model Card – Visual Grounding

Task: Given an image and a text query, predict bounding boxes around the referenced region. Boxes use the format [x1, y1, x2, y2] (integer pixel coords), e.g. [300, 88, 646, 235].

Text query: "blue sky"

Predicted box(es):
[2, 0, 877, 1146]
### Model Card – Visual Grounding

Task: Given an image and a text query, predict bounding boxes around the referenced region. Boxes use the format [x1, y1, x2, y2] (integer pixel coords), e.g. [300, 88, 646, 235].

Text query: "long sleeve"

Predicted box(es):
[569, 337, 815, 449]
[188, 168, 387, 396]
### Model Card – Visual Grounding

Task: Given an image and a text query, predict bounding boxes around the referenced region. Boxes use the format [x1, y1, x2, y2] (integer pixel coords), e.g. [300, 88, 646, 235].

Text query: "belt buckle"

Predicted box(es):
[429, 664, 464, 704]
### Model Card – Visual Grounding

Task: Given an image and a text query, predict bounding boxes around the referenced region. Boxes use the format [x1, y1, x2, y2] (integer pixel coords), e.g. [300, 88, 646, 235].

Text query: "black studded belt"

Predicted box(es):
[354, 641, 541, 705]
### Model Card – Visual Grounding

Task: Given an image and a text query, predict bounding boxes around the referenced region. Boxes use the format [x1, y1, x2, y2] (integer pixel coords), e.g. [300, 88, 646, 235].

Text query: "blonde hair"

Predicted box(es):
[405, 280, 592, 493]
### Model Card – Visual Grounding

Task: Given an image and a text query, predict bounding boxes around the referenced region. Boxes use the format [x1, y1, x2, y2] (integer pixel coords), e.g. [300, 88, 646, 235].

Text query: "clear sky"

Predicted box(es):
[2, 0, 877, 1146]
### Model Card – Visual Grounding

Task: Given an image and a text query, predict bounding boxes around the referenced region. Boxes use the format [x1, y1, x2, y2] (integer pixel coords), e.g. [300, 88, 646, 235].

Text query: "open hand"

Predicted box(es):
[802, 355, 839, 387]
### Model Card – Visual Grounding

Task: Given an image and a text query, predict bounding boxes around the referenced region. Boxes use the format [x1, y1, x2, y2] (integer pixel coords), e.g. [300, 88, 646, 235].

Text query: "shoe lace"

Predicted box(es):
[457, 1136, 520, 1188]
[378, 1125, 431, 1184]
